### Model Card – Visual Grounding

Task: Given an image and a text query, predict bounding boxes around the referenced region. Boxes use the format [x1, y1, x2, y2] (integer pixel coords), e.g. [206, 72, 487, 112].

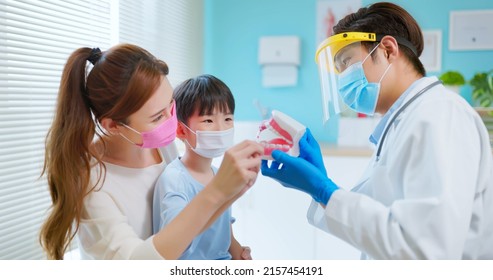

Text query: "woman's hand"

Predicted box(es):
[209, 140, 263, 201]
[154, 141, 262, 260]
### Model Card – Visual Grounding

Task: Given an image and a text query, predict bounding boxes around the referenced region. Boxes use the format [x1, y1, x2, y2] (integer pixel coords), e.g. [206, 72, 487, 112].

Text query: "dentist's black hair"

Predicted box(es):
[333, 2, 426, 76]
[173, 74, 235, 125]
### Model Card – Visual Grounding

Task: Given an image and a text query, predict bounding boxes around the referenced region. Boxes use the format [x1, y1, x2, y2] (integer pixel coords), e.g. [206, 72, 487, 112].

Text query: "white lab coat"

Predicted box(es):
[308, 77, 493, 259]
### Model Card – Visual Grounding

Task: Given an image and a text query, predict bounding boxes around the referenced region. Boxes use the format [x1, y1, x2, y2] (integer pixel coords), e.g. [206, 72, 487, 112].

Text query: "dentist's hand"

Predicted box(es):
[298, 128, 327, 176]
[261, 150, 339, 205]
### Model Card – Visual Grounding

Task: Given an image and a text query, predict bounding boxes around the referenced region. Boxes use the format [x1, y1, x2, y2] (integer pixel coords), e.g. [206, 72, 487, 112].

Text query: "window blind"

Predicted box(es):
[119, 0, 203, 87]
[0, 0, 203, 260]
[0, 0, 111, 260]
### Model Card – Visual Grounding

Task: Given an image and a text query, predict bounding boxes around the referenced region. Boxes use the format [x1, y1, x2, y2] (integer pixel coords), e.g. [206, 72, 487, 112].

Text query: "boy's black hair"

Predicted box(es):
[173, 74, 235, 125]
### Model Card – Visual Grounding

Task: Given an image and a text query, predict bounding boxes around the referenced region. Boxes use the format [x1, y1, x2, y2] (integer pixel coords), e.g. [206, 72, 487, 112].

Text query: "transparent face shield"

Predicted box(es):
[316, 44, 341, 123]
[315, 32, 378, 123]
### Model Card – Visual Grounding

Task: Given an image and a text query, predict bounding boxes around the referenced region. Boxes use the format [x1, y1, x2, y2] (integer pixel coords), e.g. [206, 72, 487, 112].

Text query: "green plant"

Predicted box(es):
[439, 71, 466, 86]
[470, 70, 493, 107]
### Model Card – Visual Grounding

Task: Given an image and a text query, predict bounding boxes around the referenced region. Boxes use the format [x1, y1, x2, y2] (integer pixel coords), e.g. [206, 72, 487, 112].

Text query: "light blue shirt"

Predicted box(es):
[369, 78, 424, 145]
[152, 158, 233, 260]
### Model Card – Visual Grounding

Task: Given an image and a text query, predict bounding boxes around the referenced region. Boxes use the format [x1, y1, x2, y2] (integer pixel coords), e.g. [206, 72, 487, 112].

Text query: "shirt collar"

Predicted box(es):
[369, 77, 427, 145]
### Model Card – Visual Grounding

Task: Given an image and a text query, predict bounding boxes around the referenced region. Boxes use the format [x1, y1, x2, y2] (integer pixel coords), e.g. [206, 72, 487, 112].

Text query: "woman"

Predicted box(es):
[262, 2, 493, 259]
[40, 44, 263, 259]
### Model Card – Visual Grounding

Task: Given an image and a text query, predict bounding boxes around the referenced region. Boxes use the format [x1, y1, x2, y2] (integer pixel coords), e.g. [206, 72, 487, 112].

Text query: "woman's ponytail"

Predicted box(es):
[40, 48, 98, 259]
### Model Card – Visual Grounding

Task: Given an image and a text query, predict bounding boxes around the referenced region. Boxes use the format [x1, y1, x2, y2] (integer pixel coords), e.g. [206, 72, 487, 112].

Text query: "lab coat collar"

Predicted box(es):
[369, 76, 439, 145]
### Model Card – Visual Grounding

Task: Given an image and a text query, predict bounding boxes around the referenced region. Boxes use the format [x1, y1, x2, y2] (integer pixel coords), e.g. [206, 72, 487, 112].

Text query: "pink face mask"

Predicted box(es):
[120, 101, 177, 148]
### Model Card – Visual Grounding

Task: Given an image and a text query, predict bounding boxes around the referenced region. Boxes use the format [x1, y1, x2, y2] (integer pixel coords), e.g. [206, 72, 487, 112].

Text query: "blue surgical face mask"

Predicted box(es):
[337, 44, 392, 115]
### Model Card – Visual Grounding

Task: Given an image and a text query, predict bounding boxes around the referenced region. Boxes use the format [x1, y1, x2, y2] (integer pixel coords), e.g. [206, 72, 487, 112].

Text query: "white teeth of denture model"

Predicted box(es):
[256, 110, 306, 160]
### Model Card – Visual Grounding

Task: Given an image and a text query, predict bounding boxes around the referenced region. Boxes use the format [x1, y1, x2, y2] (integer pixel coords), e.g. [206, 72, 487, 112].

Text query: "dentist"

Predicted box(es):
[262, 2, 493, 259]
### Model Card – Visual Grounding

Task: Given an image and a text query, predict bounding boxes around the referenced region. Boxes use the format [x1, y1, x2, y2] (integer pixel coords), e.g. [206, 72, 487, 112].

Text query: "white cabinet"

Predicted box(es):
[227, 155, 370, 260]
[314, 156, 370, 260]
[219, 121, 373, 259]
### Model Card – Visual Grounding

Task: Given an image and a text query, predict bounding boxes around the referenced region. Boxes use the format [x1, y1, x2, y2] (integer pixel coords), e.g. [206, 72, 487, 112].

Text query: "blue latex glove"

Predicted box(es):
[261, 150, 339, 204]
[299, 128, 327, 176]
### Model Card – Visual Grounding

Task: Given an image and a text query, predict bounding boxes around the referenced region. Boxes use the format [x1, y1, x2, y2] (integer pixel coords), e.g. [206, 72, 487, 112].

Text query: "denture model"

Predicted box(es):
[256, 110, 306, 160]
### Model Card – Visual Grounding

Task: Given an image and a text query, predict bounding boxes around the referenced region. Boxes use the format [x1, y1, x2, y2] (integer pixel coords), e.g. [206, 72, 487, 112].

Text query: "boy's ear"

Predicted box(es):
[176, 122, 187, 140]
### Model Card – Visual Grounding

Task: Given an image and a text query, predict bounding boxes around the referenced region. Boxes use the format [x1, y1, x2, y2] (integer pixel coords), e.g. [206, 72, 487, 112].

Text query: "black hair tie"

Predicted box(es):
[87, 47, 102, 65]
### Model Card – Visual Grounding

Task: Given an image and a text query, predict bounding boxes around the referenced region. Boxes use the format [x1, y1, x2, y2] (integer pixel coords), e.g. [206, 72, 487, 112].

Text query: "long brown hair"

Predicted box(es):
[333, 2, 426, 76]
[40, 44, 169, 259]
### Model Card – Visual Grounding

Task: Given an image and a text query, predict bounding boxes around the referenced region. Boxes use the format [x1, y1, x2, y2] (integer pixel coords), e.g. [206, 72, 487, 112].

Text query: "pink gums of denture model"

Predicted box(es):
[256, 110, 306, 160]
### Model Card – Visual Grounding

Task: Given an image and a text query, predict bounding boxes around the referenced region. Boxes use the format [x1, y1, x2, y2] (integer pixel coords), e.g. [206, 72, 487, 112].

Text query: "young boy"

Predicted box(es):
[152, 74, 251, 260]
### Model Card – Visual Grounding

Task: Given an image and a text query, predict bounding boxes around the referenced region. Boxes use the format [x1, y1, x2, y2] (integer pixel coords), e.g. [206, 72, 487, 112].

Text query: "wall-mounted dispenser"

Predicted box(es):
[258, 36, 300, 87]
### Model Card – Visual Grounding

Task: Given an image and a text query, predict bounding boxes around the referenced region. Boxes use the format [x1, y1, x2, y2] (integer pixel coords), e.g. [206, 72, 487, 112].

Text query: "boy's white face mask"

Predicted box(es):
[182, 123, 235, 158]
